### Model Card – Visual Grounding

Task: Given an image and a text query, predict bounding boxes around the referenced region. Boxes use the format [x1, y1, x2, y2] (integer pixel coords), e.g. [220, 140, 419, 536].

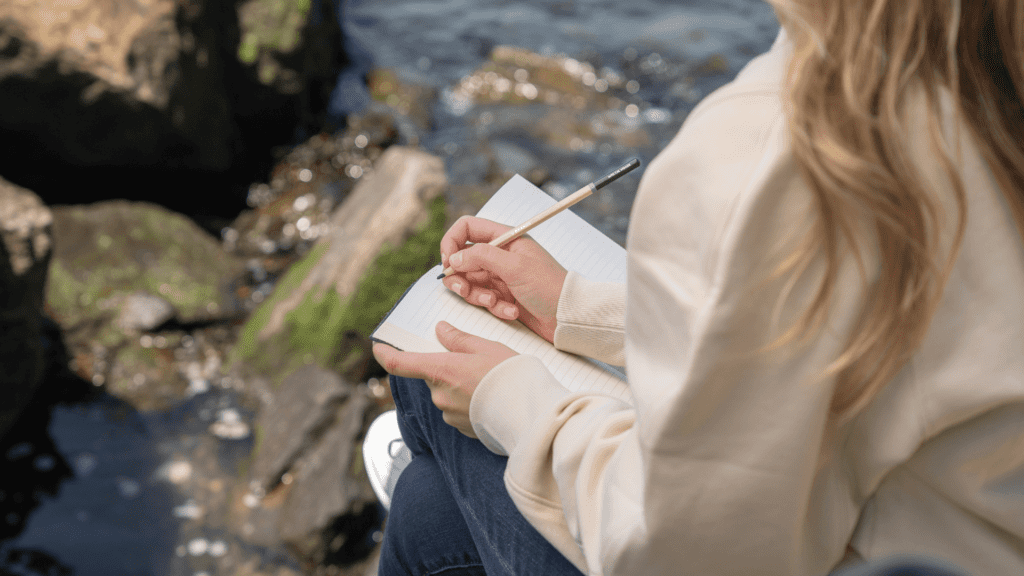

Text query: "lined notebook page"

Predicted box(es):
[373, 175, 630, 403]
[476, 175, 626, 283]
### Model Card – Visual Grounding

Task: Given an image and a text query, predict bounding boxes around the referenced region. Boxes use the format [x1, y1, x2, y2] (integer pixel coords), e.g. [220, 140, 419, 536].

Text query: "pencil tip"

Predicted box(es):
[436, 273, 446, 280]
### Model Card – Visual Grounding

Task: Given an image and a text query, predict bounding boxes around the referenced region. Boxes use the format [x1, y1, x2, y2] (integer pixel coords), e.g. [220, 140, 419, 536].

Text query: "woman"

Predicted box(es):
[370, 0, 1024, 574]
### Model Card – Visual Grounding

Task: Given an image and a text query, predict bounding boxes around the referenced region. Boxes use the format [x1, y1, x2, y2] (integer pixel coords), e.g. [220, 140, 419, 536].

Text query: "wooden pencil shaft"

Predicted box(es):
[437, 158, 641, 278]
[488, 184, 594, 247]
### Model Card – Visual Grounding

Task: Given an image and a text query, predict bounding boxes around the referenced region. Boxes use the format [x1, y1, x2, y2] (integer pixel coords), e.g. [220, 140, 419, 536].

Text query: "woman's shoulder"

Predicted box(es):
[629, 34, 800, 275]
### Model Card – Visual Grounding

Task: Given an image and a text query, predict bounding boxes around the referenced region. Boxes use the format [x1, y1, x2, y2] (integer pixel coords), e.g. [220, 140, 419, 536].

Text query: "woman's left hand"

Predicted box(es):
[372, 321, 517, 438]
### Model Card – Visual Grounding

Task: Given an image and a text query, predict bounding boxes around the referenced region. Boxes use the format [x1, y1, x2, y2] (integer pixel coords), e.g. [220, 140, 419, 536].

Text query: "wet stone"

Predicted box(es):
[116, 291, 176, 333]
[249, 365, 352, 492]
[277, 391, 372, 561]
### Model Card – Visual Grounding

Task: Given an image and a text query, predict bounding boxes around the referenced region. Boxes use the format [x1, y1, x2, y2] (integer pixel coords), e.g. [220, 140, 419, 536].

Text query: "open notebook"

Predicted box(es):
[372, 174, 631, 404]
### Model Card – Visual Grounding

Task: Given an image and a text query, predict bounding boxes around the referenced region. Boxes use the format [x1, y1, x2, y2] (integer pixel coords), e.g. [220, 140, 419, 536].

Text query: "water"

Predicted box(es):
[337, 0, 779, 243]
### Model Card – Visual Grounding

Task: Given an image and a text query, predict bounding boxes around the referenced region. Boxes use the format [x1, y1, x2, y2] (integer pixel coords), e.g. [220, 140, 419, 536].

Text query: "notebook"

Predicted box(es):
[371, 174, 631, 404]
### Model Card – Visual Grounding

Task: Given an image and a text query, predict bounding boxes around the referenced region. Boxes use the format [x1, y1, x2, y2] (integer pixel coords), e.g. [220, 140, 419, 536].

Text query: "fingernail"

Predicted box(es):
[451, 281, 462, 295]
[504, 305, 516, 316]
[480, 294, 492, 306]
[451, 251, 463, 267]
[437, 321, 452, 332]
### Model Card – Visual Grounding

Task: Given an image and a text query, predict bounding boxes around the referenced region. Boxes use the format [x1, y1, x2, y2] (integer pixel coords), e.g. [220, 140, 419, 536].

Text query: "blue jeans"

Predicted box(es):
[381, 376, 973, 576]
[831, 556, 973, 576]
[378, 375, 585, 576]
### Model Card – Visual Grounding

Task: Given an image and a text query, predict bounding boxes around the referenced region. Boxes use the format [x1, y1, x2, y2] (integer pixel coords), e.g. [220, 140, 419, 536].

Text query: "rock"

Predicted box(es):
[116, 292, 177, 334]
[0, 0, 232, 171]
[0, 175, 52, 439]
[105, 344, 182, 411]
[489, 140, 541, 177]
[367, 69, 437, 140]
[445, 45, 658, 158]
[0, 0, 347, 212]
[46, 200, 244, 406]
[278, 390, 371, 561]
[244, 364, 378, 564]
[237, 0, 344, 100]
[249, 364, 352, 492]
[256, 146, 447, 341]
[48, 201, 243, 330]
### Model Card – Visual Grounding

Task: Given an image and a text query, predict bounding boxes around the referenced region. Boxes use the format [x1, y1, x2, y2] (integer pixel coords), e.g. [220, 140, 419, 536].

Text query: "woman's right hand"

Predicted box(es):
[440, 216, 568, 344]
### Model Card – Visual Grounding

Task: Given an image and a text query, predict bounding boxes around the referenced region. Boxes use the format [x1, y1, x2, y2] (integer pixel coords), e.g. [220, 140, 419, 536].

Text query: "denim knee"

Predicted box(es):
[378, 454, 485, 576]
[832, 555, 974, 576]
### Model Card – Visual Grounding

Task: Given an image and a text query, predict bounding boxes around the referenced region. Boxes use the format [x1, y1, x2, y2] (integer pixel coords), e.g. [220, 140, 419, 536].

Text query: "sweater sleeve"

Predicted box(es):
[469, 79, 870, 576]
[552, 272, 626, 366]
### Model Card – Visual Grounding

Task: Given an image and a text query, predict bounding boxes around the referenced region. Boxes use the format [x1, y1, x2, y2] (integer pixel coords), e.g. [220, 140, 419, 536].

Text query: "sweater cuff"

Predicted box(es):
[554, 271, 626, 366]
[470, 354, 574, 456]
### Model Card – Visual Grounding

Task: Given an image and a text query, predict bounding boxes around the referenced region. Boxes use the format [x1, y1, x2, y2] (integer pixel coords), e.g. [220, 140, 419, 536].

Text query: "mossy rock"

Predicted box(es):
[47, 201, 244, 347]
[234, 195, 446, 383]
[106, 343, 184, 410]
[237, 0, 312, 86]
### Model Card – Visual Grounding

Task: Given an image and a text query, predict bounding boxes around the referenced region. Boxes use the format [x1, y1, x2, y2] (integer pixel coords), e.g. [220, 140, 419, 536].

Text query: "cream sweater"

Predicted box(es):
[469, 29, 1024, 576]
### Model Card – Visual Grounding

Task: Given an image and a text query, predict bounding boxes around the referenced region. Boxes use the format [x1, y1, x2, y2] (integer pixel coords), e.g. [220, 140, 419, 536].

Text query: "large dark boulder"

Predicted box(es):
[0, 175, 52, 440]
[0, 0, 347, 223]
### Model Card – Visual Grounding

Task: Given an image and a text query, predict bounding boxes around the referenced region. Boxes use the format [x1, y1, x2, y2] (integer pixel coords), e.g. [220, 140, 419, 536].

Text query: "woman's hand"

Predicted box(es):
[372, 321, 516, 438]
[440, 216, 568, 344]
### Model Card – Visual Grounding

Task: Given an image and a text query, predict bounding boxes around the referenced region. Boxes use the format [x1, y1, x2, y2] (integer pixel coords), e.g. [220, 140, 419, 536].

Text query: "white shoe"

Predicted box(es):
[363, 409, 413, 511]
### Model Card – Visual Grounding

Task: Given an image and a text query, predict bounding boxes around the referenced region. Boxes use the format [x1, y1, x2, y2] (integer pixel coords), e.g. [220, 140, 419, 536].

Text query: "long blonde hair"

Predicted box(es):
[766, 0, 1024, 419]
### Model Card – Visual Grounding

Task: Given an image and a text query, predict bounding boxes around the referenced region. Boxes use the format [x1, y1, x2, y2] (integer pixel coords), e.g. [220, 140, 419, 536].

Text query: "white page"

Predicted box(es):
[475, 175, 626, 283]
[373, 175, 630, 403]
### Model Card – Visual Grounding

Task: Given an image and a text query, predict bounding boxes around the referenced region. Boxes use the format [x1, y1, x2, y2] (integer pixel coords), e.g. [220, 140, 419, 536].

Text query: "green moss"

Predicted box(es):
[236, 0, 313, 71]
[238, 33, 259, 64]
[284, 194, 447, 359]
[235, 241, 330, 361]
[46, 203, 235, 330]
[234, 195, 447, 381]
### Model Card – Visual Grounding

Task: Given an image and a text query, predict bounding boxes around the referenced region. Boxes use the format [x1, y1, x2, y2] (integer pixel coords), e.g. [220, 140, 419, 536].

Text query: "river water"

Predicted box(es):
[1, 1, 778, 574]
[337, 0, 779, 243]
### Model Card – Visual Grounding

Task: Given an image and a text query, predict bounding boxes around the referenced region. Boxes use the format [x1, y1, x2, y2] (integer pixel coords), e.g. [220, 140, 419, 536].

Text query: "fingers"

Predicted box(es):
[442, 273, 519, 321]
[448, 242, 524, 279]
[440, 216, 512, 265]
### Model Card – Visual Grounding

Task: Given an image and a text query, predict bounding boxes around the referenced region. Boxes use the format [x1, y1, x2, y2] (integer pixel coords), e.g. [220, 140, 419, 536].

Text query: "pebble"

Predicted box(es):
[117, 292, 175, 333]
[33, 454, 56, 472]
[74, 453, 98, 476]
[116, 477, 141, 499]
[186, 379, 210, 398]
[210, 408, 250, 440]
[162, 460, 192, 484]
[187, 538, 209, 556]
[208, 540, 228, 557]
[6, 442, 32, 460]
[173, 500, 204, 519]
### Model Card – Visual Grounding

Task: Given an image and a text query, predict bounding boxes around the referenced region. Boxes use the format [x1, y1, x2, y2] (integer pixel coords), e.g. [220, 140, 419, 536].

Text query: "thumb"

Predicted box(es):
[435, 321, 490, 354]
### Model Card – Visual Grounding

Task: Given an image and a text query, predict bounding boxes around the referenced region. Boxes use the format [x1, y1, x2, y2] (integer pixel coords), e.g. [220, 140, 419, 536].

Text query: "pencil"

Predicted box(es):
[437, 158, 641, 279]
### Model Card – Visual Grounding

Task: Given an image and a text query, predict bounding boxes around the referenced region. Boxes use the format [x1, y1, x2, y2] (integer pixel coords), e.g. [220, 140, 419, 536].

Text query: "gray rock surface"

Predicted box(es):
[116, 291, 177, 334]
[0, 175, 52, 439]
[278, 390, 371, 559]
[249, 364, 353, 492]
